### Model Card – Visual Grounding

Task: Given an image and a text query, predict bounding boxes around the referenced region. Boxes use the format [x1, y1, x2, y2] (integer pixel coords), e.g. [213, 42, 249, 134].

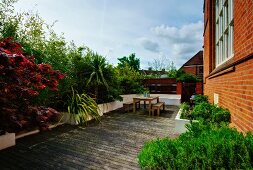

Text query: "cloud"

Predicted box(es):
[152, 21, 203, 43]
[151, 21, 203, 63]
[139, 38, 160, 52]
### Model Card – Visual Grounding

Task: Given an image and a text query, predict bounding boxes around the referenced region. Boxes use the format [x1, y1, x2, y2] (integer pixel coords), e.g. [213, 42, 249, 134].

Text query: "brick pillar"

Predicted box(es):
[176, 82, 182, 94]
[195, 82, 203, 94]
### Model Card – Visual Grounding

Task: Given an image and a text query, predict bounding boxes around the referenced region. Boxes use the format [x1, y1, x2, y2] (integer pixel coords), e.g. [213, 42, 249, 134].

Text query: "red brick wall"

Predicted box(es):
[195, 82, 203, 95]
[176, 82, 182, 94]
[204, 0, 253, 132]
[182, 67, 196, 75]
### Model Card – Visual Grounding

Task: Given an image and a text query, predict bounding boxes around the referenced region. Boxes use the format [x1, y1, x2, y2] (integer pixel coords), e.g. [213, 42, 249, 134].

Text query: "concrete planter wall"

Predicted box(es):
[98, 101, 123, 115]
[63, 101, 123, 125]
[175, 109, 198, 134]
[0, 133, 15, 150]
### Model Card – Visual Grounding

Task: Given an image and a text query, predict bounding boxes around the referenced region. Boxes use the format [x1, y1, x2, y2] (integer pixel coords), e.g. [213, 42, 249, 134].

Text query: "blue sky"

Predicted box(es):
[15, 0, 203, 69]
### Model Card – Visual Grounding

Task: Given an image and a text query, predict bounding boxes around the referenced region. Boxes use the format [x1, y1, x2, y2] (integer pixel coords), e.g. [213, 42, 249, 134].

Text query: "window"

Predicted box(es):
[215, 0, 234, 67]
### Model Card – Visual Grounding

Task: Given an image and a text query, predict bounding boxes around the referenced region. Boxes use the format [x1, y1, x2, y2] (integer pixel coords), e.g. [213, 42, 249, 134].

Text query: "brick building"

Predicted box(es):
[203, 0, 253, 132]
[180, 51, 203, 79]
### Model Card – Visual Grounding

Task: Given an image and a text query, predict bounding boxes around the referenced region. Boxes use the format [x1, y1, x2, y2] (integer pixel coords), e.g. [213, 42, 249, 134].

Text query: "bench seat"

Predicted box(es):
[152, 102, 165, 116]
[123, 100, 140, 112]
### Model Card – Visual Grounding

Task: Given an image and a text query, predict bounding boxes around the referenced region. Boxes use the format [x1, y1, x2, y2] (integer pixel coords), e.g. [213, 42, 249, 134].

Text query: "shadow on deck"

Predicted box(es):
[0, 105, 179, 170]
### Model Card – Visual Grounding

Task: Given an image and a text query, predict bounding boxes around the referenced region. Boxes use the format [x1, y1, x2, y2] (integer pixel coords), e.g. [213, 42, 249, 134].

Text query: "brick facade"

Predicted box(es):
[180, 51, 203, 79]
[204, 0, 253, 132]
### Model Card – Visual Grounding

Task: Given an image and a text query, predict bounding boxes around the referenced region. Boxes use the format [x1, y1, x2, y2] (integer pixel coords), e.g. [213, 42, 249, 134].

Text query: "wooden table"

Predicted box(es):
[133, 96, 159, 115]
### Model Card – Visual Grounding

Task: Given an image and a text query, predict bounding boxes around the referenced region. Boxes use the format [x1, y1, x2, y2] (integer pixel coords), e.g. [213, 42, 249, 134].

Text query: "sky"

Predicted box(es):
[14, 0, 204, 69]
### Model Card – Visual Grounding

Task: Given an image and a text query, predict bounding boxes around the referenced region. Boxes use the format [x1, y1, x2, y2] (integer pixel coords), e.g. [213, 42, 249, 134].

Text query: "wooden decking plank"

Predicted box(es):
[0, 105, 179, 169]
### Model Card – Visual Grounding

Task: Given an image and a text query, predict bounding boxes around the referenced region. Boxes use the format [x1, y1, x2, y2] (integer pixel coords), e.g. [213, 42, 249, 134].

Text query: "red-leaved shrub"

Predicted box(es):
[0, 38, 64, 132]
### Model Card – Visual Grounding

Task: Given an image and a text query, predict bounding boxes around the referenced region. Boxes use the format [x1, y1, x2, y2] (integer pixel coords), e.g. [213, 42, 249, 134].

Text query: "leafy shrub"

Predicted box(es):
[176, 73, 198, 82]
[179, 103, 191, 119]
[194, 94, 208, 105]
[191, 102, 230, 125]
[138, 138, 179, 170]
[67, 89, 100, 125]
[0, 38, 64, 132]
[138, 124, 253, 169]
[191, 102, 214, 121]
[116, 65, 145, 94]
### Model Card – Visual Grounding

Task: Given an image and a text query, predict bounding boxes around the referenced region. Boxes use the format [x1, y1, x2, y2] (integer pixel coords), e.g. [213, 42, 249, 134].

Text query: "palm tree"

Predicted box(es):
[85, 50, 109, 101]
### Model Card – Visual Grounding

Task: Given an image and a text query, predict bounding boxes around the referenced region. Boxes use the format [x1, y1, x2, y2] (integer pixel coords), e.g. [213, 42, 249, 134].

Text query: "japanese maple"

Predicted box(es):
[0, 38, 64, 132]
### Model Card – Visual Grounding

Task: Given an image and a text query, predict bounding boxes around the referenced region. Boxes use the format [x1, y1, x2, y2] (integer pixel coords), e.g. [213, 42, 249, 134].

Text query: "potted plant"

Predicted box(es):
[143, 89, 150, 97]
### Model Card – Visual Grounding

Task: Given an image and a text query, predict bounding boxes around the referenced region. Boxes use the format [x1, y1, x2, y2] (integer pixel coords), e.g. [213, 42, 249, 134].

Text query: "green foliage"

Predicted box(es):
[194, 94, 209, 105]
[176, 73, 198, 82]
[138, 138, 179, 170]
[115, 65, 145, 94]
[166, 61, 178, 78]
[191, 102, 230, 125]
[179, 102, 191, 119]
[67, 89, 100, 125]
[117, 53, 140, 71]
[167, 68, 198, 82]
[138, 124, 253, 169]
[0, 0, 123, 108]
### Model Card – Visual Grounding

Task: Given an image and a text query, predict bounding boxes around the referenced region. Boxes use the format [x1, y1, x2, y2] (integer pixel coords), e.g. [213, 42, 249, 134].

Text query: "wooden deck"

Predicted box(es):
[0, 105, 179, 169]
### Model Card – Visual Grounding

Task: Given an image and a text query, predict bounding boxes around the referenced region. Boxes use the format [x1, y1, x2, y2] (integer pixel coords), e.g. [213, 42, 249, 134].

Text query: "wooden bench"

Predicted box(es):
[123, 100, 140, 112]
[152, 102, 165, 116]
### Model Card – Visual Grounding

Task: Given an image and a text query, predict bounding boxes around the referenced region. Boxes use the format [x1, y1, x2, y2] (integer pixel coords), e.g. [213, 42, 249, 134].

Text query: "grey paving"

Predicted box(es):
[0, 105, 179, 170]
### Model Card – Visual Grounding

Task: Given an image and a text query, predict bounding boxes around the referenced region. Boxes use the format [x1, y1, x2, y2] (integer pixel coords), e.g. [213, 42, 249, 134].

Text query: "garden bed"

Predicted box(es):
[175, 108, 198, 133]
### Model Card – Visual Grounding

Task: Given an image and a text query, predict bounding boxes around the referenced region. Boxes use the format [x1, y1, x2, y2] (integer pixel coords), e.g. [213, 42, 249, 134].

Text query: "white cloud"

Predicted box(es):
[151, 21, 203, 64]
[139, 38, 160, 52]
[14, 0, 204, 69]
[152, 21, 203, 44]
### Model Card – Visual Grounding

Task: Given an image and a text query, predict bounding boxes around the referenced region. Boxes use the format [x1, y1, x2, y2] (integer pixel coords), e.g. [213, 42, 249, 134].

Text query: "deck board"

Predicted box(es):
[0, 105, 179, 169]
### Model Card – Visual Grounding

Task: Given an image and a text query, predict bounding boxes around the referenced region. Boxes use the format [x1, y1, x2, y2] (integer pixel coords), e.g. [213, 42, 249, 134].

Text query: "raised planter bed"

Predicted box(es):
[0, 132, 15, 150]
[175, 108, 197, 134]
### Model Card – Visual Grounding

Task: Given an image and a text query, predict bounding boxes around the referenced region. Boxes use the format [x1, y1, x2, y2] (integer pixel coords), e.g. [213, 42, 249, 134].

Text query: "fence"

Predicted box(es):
[143, 78, 203, 103]
[142, 78, 177, 94]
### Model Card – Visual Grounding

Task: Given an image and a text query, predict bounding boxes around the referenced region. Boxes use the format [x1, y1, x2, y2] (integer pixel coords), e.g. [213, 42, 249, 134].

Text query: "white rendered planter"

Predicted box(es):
[0, 133, 15, 150]
[98, 101, 123, 115]
[175, 109, 197, 134]
[63, 101, 123, 125]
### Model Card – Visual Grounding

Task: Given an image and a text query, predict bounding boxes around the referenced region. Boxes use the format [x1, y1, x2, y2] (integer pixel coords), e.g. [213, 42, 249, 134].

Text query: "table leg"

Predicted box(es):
[133, 99, 136, 113]
[144, 101, 146, 109]
[157, 97, 159, 103]
[148, 101, 152, 116]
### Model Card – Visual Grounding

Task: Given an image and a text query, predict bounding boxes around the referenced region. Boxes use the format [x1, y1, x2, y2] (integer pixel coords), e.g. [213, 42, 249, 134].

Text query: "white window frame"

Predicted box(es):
[215, 0, 234, 67]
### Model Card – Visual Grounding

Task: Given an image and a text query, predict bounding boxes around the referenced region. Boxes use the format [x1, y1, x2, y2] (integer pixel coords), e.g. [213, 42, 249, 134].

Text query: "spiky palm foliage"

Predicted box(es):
[67, 89, 100, 125]
[85, 51, 109, 99]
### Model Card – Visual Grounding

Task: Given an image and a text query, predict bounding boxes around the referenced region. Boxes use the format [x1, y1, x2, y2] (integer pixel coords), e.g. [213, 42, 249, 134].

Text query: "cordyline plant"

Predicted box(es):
[0, 37, 64, 132]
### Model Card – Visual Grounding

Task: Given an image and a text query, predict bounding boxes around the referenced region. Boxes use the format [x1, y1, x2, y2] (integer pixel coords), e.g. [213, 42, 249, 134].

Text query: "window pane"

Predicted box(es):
[224, 33, 228, 59]
[216, 45, 219, 66]
[228, 28, 231, 57]
[215, 0, 233, 67]
[216, 0, 219, 20]
[231, 26, 234, 54]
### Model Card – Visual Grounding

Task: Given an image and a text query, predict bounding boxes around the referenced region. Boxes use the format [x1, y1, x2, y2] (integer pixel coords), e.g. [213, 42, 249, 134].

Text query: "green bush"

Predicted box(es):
[176, 73, 198, 82]
[191, 102, 214, 121]
[194, 95, 209, 105]
[138, 138, 179, 169]
[138, 124, 253, 169]
[191, 102, 230, 125]
[179, 102, 191, 119]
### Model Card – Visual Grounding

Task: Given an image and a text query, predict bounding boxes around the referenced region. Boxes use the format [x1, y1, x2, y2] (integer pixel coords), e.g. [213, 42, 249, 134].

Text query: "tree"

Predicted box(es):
[117, 53, 140, 71]
[0, 38, 64, 132]
[85, 50, 109, 101]
[166, 61, 178, 78]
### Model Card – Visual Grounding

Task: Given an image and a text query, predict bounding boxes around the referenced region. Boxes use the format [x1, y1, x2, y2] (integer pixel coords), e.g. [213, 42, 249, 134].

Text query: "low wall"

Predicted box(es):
[98, 101, 123, 115]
